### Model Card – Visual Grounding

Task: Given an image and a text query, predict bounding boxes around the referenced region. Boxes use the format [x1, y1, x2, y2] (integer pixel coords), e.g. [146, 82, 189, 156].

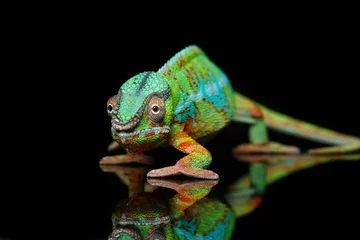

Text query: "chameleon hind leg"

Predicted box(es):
[234, 118, 300, 154]
[147, 131, 219, 179]
[232, 98, 300, 155]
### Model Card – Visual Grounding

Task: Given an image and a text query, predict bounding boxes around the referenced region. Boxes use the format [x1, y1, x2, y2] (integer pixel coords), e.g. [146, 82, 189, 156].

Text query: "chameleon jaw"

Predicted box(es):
[114, 215, 171, 226]
[112, 126, 171, 142]
[111, 126, 171, 153]
[108, 227, 141, 240]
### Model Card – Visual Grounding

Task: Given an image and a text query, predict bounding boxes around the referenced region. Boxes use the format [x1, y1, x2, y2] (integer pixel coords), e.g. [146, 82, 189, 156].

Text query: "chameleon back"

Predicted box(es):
[158, 45, 236, 142]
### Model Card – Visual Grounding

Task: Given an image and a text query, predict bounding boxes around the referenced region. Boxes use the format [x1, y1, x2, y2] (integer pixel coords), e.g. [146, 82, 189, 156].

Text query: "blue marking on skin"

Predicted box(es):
[174, 73, 231, 121]
[174, 209, 233, 239]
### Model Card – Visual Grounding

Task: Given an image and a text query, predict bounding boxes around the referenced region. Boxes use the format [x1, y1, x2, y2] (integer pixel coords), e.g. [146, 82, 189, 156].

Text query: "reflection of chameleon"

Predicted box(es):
[102, 154, 360, 239]
[101, 45, 360, 179]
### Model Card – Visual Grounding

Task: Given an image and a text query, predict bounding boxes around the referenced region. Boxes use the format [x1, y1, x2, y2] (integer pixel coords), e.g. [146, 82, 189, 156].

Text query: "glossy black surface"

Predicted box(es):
[5, 10, 360, 240]
[3, 137, 360, 239]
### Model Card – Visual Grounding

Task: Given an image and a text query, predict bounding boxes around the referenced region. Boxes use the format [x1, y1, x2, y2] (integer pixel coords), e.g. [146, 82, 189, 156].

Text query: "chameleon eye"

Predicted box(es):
[151, 105, 160, 114]
[107, 104, 113, 113]
[107, 95, 118, 116]
[147, 95, 165, 123]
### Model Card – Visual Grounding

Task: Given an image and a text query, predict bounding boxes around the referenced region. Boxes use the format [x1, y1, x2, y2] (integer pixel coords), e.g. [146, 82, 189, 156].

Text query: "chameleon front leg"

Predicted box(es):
[147, 131, 219, 179]
[100, 152, 154, 165]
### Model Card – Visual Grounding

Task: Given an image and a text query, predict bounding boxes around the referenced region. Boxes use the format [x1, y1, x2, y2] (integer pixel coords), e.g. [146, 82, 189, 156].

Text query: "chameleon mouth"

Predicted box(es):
[112, 126, 171, 141]
[108, 227, 141, 240]
[114, 215, 171, 226]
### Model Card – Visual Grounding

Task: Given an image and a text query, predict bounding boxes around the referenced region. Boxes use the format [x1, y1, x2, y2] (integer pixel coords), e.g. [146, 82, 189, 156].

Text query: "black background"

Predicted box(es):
[2, 7, 360, 240]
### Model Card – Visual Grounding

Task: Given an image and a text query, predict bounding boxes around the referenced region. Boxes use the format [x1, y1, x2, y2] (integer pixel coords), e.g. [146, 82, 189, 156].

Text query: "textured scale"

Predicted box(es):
[118, 72, 169, 123]
[102, 44, 360, 180]
[159, 46, 235, 141]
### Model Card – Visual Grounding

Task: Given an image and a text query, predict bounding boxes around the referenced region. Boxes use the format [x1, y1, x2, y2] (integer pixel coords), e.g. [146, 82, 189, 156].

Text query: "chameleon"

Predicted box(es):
[102, 154, 360, 239]
[100, 45, 360, 179]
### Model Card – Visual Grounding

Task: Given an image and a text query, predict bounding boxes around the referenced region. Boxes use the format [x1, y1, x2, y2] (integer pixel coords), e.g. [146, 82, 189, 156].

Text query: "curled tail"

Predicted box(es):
[233, 92, 360, 154]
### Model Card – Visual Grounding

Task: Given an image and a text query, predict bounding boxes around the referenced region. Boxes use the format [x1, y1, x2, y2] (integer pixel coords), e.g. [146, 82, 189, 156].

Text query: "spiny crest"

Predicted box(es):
[117, 72, 169, 123]
[158, 45, 205, 76]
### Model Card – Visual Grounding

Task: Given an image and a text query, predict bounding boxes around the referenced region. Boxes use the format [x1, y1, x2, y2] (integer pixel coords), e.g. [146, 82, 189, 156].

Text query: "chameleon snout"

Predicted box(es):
[111, 117, 140, 132]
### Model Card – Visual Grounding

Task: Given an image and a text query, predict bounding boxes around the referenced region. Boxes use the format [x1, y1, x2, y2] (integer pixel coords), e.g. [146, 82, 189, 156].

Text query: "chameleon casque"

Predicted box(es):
[100, 45, 360, 179]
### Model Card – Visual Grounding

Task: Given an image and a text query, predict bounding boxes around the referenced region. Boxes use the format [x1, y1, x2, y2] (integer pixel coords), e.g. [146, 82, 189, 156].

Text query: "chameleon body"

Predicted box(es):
[101, 45, 360, 179]
[104, 154, 360, 239]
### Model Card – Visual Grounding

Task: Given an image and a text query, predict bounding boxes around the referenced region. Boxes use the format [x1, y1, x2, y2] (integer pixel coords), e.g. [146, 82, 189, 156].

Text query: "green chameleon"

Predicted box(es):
[100, 45, 360, 179]
[102, 154, 360, 239]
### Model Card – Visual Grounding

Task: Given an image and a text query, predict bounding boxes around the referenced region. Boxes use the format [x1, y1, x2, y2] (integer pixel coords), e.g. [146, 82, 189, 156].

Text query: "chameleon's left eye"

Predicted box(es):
[147, 95, 165, 123]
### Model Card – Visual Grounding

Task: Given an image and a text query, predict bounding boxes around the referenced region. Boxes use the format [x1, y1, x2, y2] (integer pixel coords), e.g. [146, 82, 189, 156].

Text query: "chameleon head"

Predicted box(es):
[107, 71, 173, 153]
[109, 192, 169, 239]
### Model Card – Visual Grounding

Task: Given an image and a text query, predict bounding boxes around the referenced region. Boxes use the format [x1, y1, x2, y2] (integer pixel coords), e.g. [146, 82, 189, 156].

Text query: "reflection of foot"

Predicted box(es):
[99, 153, 154, 165]
[233, 142, 300, 155]
[147, 178, 219, 192]
[147, 165, 219, 179]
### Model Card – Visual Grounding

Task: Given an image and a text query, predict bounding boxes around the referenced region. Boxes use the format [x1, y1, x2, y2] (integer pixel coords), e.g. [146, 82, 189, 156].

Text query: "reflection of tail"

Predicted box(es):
[226, 154, 360, 218]
[260, 154, 360, 185]
[234, 92, 360, 154]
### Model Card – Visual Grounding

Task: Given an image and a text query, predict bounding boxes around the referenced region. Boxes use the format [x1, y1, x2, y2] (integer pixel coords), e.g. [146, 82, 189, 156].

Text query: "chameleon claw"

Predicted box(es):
[147, 166, 219, 180]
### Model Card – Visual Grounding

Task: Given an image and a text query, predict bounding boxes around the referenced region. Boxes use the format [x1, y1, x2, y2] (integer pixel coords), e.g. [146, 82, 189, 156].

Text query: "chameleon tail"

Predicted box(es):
[259, 102, 360, 154]
[233, 92, 360, 154]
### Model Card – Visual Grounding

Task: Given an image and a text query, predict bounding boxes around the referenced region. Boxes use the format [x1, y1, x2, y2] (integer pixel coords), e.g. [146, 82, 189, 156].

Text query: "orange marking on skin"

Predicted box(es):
[178, 141, 195, 151]
[251, 104, 263, 118]
[178, 57, 185, 67]
[145, 132, 156, 138]
[250, 196, 263, 208]
[107, 96, 117, 106]
[179, 195, 193, 203]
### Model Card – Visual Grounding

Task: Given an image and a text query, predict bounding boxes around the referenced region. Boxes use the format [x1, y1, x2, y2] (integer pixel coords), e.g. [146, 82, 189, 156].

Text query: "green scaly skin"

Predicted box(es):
[100, 45, 360, 179]
[102, 154, 360, 239]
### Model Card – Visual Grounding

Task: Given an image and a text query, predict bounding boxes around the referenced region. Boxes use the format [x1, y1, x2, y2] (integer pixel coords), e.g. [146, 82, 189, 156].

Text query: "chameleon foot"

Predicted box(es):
[233, 142, 300, 155]
[147, 165, 219, 180]
[99, 153, 154, 165]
